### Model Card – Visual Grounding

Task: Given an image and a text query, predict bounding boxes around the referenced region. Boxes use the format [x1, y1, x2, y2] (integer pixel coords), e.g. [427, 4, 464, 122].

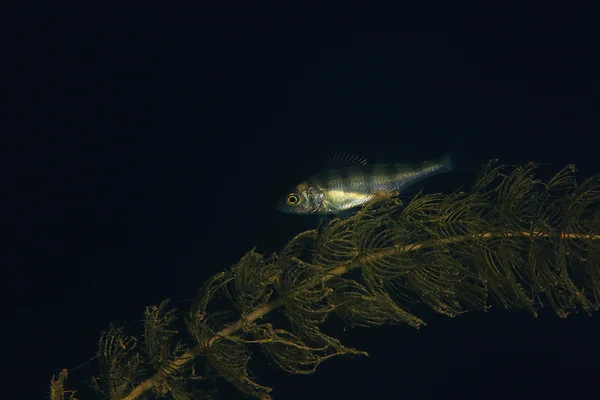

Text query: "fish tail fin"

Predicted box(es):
[438, 153, 455, 173]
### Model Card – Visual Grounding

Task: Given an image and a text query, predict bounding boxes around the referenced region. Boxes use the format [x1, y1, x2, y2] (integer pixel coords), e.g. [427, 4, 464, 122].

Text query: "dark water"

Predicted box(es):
[5, 3, 599, 399]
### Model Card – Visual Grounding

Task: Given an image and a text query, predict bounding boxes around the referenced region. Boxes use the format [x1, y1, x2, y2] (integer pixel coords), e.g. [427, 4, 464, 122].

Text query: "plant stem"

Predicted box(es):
[119, 230, 598, 400]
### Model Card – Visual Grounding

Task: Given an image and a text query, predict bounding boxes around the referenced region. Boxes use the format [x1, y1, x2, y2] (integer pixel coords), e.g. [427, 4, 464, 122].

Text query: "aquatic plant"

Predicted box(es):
[50, 160, 600, 399]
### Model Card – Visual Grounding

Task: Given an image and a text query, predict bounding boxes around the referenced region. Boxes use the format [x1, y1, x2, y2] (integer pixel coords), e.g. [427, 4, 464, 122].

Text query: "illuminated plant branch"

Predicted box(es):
[51, 161, 600, 400]
[120, 230, 600, 400]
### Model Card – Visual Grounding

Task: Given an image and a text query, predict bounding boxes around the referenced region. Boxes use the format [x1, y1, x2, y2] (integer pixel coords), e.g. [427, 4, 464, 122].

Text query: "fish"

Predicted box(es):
[276, 154, 454, 216]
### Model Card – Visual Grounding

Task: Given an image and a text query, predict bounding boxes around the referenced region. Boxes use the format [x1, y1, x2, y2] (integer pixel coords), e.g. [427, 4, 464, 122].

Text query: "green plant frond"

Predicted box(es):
[272, 259, 369, 362]
[275, 257, 334, 326]
[562, 173, 600, 238]
[169, 386, 191, 400]
[468, 159, 503, 194]
[429, 191, 489, 239]
[205, 336, 272, 399]
[475, 238, 536, 312]
[287, 318, 368, 365]
[312, 218, 359, 268]
[545, 164, 578, 194]
[226, 249, 280, 312]
[278, 229, 318, 261]
[143, 299, 186, 377]
[50, 369, 77, 400]
[242, 322, 365, 375]
[329, 277, 425, 328]
[93, 324, 142, 400]
[186, 272, 237, 345]
[495, 163, 540, 217]
[54, 161, 600, 400]
[312, 193, 402, 269]
[166, 383, 219, 400]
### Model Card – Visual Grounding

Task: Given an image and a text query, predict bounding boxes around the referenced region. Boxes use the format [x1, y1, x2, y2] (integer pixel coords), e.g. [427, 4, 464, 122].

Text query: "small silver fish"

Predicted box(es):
[276, 154, 454, 216]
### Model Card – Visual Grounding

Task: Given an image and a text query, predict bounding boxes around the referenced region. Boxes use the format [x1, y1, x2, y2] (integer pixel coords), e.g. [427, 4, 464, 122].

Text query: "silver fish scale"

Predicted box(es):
[312, 163, 443, 194]
[276, 155, 453, 215]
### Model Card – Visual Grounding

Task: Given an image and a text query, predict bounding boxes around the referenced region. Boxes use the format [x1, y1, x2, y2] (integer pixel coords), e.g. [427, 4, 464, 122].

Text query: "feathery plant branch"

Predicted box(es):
[51, 160, 600, 400]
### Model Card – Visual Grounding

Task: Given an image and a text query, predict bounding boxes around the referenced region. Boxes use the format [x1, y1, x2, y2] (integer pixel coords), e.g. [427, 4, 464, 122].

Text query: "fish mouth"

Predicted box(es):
[276, 198, 293, 213]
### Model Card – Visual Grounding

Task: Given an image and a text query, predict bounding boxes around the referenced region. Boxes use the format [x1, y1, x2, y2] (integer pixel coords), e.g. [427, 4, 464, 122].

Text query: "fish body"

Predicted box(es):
[277, 154, 454, 215]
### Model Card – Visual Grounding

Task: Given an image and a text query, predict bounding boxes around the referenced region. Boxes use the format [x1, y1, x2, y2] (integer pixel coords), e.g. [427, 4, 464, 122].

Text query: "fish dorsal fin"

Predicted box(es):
[330, 152, 368, 168]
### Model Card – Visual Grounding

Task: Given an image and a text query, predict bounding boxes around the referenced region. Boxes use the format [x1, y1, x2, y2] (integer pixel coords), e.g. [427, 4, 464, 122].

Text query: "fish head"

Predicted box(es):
[276, 183, 325, 214]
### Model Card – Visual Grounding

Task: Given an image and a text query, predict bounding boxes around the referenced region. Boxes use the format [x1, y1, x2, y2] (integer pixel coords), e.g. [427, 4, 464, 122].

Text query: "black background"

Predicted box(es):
[5, 3, 600, 399]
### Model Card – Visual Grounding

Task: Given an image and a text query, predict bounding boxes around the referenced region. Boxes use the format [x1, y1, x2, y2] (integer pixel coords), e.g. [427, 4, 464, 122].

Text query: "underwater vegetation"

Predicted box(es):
[50, 160, 600, 399]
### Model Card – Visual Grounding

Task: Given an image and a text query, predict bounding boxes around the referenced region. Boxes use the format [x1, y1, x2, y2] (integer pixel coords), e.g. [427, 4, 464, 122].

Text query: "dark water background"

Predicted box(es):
[4, 3, 599, 399]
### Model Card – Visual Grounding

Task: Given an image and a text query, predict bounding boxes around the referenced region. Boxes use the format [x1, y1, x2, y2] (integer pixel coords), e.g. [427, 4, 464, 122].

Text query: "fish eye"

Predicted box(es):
[286, 193, 301, 205]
